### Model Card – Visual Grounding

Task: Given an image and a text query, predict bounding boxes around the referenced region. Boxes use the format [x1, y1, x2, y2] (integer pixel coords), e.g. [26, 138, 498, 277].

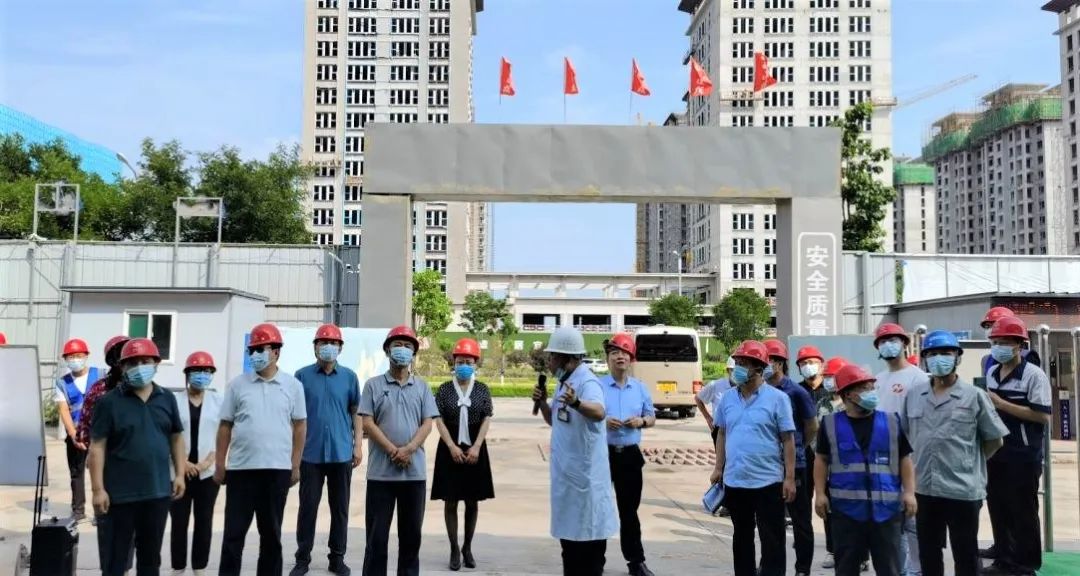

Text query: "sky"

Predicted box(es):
[0, 0, 1062, 273]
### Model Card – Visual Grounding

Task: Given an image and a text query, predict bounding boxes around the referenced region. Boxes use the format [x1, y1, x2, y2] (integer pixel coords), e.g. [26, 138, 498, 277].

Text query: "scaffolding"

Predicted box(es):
[921, 84, 1062, 162]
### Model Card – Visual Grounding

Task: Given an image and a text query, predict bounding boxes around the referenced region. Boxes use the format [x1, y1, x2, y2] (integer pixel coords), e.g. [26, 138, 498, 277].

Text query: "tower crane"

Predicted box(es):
[873, 74, 978, 111]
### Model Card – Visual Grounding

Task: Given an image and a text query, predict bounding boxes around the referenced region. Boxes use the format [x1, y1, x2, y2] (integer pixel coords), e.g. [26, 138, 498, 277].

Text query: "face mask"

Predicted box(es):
[763, 365, 775, 380]
[66, 358, 87, 373]
[823, 377, 836, 392]
[454, 364, 475, 381]
[188, 371, 213, 390]
[878, 340, 903, 360]
[317, 344, 340, 363]
[991, 344, 1016, 364]
[856, 390, 879, 411]
[389, 346, 414, 367]
[732, 365, 751, 386]
[125, 364, 156, 388]
[927, 355, 957, 377]
[250, 349, 271, 372]
[799, 363, 820, 379]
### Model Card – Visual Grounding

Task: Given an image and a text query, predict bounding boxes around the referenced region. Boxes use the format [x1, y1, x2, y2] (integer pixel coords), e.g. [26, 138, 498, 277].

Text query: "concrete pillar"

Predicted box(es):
[358, 195, 413, 328]
[775, 196, 843, 337]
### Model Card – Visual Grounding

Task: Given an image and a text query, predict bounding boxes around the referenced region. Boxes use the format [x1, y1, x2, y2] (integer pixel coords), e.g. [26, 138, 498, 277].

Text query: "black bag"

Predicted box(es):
[30, 455, 79, 576]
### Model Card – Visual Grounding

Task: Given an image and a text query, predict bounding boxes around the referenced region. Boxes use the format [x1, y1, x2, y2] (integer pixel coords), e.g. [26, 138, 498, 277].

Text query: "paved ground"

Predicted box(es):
[3, 398, 1080, 575]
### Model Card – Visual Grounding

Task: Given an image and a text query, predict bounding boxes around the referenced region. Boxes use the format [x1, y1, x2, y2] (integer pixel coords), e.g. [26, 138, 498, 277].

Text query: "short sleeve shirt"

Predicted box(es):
[295, 363, 361, 464]
[875, 365, 930, 415]
[90, 384, 183, 504]
[986, 360, 1052, 463]
[358, 372, 440, 481]
[600, 375, 656, 447]
[716, 383, 796, 489]
[220, 369, 307, 471]
[697, 378, 731, 405]
[900, 378, 1009, 500]
[777, 377, 816, 468]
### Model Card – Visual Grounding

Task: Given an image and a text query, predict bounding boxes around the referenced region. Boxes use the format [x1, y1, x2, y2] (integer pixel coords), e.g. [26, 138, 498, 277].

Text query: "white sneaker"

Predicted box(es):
[821, 554, 835, 569]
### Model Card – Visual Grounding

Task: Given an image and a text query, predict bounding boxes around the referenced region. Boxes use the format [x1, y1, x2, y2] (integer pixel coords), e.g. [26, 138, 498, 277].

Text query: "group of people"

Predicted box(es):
[41, 303, 1053, 576]
[54, 322, 496, 576]
[697, 305, 1050, 576]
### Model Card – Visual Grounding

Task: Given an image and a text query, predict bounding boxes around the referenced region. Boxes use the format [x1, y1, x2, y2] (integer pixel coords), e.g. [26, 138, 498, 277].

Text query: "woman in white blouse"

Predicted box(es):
[170, 351, 224, 576]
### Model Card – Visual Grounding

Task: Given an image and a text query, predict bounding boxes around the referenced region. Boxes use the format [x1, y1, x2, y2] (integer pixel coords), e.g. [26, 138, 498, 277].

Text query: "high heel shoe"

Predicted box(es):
[463, 548, 476, 569]
[449, 548, 461, 571]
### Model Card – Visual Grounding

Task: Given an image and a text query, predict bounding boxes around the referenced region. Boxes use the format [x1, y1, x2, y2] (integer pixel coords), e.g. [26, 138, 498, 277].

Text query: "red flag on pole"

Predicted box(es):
[689, 56, 713, 97]
[753, 52, 778, 93]
[500, 57, 516, 96]
[564, 57, 579, 95]
[631, 59, 651, 96]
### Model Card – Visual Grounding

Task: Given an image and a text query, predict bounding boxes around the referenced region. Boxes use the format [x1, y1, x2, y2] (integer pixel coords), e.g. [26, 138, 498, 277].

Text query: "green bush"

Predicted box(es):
[42, 395, 59, 426]
[703, 361, 726, 382]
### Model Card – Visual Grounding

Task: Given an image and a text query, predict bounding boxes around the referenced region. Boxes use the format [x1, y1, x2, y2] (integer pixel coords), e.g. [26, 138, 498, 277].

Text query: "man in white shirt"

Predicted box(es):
[695, 357, 734, 442]
[55, 337, 104, 520]
[873, 323, 929, 576]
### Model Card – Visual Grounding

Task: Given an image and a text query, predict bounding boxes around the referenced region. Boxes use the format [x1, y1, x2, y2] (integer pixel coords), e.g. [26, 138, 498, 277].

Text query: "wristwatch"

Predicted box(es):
[571, 397, 582, 409]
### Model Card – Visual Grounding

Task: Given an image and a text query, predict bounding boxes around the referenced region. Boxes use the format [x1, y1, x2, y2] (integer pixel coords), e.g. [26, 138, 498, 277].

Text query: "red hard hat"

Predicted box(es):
[796, 345, 824, 363]
[763, 339, 788, 361]
[873, 323, 909, 346]
[990, 316, 1029, 341]
[0, 332, 6, 345]
[982, 306, 1015, 328]
[184, 351, 216, 372]
[248, 323, 283, 348]
[452, 338, 481, 360]
[62, 338, 90, 356]
[733, 340, 770, 366]
[604, 333, 636, 359]
[823, 356, 849, 377]
[119, 338, 161, 363]
[834, 364, 876, 394]
[104, 335, 131, 356]
[383, 325, 419, 352]
[314, 323, 344, 343]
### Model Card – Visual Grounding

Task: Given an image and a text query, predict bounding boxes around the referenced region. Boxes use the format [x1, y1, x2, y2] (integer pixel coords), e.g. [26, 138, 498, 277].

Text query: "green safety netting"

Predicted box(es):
[893, 163, 934, 186]
[921, 98, 1062, 162]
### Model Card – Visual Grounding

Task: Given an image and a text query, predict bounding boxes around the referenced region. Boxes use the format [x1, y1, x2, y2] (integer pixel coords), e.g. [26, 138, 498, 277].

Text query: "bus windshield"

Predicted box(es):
[635, 334, 697, 362]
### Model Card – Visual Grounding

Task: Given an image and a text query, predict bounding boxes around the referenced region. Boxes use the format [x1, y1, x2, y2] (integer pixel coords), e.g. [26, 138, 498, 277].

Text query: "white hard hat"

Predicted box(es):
[545, 326, 587, 355]
[726, 356, 736, 369]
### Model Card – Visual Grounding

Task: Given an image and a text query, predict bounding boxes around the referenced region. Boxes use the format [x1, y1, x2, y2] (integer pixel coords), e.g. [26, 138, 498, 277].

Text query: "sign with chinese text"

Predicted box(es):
[795, 233, 838, 336]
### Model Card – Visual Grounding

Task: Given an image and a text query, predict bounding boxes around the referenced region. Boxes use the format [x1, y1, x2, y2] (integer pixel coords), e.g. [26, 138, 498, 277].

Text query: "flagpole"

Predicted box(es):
[629, 92, 634, 124]
[563, 93, 567, 124]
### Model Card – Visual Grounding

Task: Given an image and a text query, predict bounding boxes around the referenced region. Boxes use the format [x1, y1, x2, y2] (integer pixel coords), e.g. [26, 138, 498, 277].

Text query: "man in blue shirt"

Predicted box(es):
[764, 339, 817, 576]
[291, 324, 362, 576]
[600, 333, 656, 576]
[532, 326, 618, 576]
[710, 340, 796, 576]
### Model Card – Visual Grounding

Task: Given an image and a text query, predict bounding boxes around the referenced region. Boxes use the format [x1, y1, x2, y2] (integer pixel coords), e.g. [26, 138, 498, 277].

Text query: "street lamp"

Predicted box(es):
[116, 152, 139, 178]
[671, 250, 683, 295]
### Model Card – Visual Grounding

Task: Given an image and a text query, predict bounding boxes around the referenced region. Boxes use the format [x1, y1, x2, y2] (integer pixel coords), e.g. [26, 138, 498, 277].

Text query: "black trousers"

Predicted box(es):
[170, 475, 220, 570]
[99, 497, 170, 576]
[915, 494, 982, 576]
[559, 539, 607, 576]
[832, 511, 903, 576]
[219, 469, 292, 576]
[65, 436, 87, 517]
[987, 459, 1043, 571]
[725, 482, 786, 576]
[786, 467, 814, 573]
[296, 461, 353, 565]
[362, 480, 426, 576]
[608, 445, 646, 565]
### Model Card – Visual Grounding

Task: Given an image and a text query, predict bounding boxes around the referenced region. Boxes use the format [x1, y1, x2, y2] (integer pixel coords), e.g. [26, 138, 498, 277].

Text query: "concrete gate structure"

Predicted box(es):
[359, 123, 843, 338]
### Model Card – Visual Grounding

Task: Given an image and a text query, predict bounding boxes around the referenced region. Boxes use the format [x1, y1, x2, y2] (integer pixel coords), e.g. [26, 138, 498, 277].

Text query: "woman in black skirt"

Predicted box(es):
[432, 337, 495, 571]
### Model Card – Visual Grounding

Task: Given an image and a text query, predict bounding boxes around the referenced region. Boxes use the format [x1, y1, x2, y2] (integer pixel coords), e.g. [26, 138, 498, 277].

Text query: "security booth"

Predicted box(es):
[61, 287, 267, 389]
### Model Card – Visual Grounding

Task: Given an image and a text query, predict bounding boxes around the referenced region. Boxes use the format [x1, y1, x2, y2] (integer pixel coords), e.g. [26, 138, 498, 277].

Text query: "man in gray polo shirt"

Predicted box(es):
[359, 325, 439, 576]
[901, 330, 1007, 576]
[215, 323, 307, 576]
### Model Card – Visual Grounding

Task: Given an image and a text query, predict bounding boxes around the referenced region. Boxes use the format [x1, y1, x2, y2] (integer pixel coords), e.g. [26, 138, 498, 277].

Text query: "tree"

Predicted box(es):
[711, 288, 772, 350]
[460, 291, 517, 374]
[834, 102, 896, 252]
[647, 293, 702, 328]
[412, 269, 453, 340]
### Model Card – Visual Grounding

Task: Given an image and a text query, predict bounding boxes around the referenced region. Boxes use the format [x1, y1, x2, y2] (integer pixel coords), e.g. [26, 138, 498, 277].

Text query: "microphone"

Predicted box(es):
[532, 373, 548, 415]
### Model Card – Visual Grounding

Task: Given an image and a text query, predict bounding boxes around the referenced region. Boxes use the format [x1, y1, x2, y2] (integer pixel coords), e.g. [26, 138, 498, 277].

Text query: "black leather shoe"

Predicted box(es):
[328, 558, 351, 576]
[449, 549, 461, 571]
[288, 564, 309, 576]
[462, 549, 476, 569]
[979, 545, 999, 560]
[629, 562, 655, 576]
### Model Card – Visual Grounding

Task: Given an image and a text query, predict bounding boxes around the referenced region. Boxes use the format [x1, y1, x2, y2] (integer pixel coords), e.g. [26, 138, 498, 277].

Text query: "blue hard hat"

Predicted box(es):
[921, 330, 963, 356]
